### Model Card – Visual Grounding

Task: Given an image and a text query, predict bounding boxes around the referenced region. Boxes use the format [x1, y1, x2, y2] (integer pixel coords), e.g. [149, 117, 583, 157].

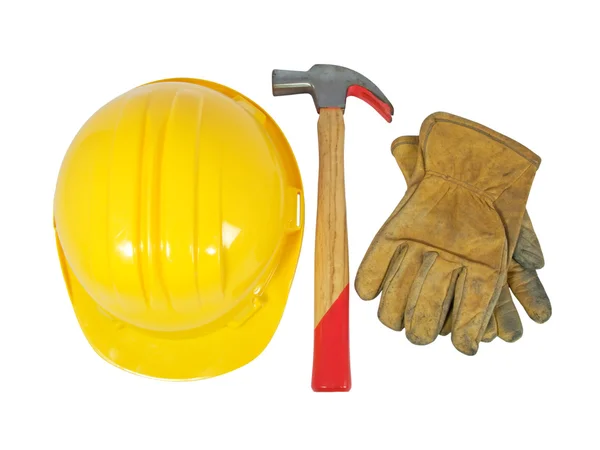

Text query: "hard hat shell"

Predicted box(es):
[54, 79, 304, 380]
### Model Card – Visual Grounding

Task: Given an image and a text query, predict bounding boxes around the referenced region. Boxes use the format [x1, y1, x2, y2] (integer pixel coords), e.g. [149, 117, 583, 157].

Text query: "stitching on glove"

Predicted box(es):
[425, 170, 496, 202]
[394, 239, 500, 271]
[494, 164, 535, 206]
[477, 265, 508, 342]
[391, 135, 419, 153]
[381, 243, 408, 296]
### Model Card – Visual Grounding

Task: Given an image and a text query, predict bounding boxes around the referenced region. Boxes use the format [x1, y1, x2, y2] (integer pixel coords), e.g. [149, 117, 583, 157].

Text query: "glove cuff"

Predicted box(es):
[419, 112, 541, 200]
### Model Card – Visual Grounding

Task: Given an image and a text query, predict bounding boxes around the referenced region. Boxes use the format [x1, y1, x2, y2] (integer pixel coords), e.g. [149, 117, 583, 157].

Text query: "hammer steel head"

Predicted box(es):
[272, 64, 394, 122]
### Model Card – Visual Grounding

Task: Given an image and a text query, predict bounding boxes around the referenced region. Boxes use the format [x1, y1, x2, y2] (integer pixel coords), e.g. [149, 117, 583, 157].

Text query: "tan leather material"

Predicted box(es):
[507, 262, 551, 323]
[404, 252, 460, 345]
[355, 112, 541, 355]
[482, 306, 499, 342]
[492, 284, 524, 342]
[513, 211, 545, 269]
[390, 132, 551, 343]
[392, 135, 421, 185]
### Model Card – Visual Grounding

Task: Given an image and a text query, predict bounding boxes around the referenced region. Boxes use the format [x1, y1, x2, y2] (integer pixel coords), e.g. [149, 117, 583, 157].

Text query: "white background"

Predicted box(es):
[1, 1, 598, 449]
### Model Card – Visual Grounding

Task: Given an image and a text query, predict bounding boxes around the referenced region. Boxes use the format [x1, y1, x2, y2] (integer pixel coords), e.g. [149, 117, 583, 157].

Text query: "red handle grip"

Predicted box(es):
[311, 284, 351, 392]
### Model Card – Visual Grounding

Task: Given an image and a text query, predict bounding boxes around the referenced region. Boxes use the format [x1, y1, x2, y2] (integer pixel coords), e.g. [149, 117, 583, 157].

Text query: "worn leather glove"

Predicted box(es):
[392, 136, 551, 343]
[355, 112, 541, 355]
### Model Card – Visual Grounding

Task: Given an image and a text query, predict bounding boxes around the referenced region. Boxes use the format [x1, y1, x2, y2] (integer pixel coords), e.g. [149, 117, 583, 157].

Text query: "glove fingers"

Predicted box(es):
[377, 244, 419, 331]
[451, 267, 501, 355]
[404, 252, 460, 345]
[440, 299, 499, 342]
[513, 210, 545, 270]
[508, 261, 552, 323]
[481, 313, 497, 342]
[356, 234, 407, 301]
[494, 284, 524, 342]
[440, 313, 452, 336]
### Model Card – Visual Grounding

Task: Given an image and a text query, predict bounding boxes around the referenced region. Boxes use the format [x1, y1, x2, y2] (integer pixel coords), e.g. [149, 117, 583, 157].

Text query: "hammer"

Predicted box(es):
[272, 64, 393, 391]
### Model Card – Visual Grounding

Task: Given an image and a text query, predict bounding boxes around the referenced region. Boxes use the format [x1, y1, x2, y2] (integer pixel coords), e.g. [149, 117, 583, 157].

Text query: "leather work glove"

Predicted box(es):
[393, 136, 551, 343]
[355, 112, 541, 355]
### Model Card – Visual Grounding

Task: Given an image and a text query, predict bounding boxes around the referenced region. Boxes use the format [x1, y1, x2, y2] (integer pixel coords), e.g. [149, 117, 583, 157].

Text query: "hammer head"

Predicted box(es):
[272, 64, 393, 122]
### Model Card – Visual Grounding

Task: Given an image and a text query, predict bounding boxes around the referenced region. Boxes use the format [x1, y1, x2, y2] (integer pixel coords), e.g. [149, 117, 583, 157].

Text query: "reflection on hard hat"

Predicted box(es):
[222, 222, 241, 249]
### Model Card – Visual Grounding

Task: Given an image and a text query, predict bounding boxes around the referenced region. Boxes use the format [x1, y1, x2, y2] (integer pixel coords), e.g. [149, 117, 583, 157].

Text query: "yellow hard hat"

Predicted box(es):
[54, 78, 304, 380]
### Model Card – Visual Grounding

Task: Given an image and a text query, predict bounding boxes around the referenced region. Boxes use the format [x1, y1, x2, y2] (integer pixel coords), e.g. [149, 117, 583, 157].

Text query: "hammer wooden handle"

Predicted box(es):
[312, 108, 351, 392]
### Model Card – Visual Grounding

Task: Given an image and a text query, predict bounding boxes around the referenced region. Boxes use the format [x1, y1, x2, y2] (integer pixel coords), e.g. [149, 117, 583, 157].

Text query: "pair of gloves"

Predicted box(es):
[355, 112, 551, 355]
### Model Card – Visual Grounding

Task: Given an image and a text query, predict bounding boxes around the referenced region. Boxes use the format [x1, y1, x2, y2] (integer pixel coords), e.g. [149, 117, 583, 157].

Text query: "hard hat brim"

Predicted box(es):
[56, 231, 301, 380]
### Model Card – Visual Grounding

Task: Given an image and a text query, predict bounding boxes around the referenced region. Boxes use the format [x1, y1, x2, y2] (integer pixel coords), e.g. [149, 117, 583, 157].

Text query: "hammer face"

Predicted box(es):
[272, 69, 314, 97]
[272, 64, 393, 121]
